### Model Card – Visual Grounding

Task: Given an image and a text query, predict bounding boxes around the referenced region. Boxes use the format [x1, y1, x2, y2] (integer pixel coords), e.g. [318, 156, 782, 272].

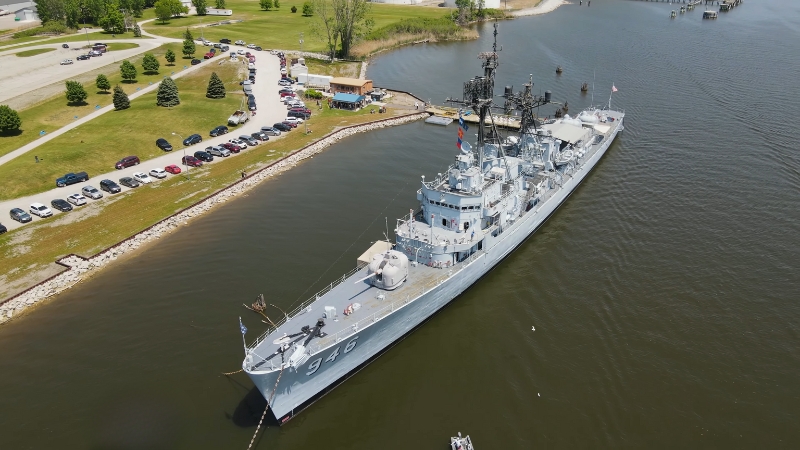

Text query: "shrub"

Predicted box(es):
[305, 89, 324, 100]
[301, 2, 312, 16]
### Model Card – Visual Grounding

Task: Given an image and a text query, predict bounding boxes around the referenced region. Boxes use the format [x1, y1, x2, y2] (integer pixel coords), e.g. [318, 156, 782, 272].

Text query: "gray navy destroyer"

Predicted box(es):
[242, 26, 624, 423]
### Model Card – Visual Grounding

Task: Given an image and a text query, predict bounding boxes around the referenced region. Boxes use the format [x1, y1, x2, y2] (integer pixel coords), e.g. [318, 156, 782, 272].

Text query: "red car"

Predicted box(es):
[281, 120, 298, 128]
[181, 155, 203, 167]
[165, 164, 182, 174]
[279, 91, 295, 98]
[221, 142, 241, 153]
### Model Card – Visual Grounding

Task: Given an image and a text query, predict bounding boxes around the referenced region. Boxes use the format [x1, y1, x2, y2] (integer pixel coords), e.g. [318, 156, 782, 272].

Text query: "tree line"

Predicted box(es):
[311, 0, 373, 61]
[34, 0, 148, 29]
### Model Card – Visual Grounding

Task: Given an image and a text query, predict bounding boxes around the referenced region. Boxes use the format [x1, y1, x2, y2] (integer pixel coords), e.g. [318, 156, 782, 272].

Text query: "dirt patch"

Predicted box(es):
[0, 263, 65, 301]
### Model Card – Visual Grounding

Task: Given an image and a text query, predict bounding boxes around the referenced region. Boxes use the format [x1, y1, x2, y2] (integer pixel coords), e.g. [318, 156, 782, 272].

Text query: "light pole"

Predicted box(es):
[299, 32, 304, 53]
[172, 132, 189, 180]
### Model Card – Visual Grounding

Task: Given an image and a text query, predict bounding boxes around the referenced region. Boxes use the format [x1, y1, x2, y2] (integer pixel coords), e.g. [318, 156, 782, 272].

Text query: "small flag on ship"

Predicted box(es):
[239, 317, 248, 335]
[459, 115, 469, 131]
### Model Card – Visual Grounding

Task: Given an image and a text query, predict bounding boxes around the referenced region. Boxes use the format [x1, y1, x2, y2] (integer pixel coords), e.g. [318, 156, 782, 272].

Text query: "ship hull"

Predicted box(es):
[247, 119, 623, 423]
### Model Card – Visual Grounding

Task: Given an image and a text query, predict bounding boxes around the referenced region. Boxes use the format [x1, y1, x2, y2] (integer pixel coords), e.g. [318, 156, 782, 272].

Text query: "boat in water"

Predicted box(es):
[241, 24, 625, 424]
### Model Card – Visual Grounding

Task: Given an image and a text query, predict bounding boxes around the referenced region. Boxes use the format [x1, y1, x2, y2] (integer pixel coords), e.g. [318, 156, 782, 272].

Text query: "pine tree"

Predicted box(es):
[96, 74, 111, 92]
[205, 72, 226, 99]
[112, 85, 130, 110]
[65, 80, 88, 104]
[165, 49, 176, 65]
[182, 38, 196, 58]
[133, 23, 142, 37]
[120, 60, 137, 82]
[156, 77, 180, 107]
[142, 53, 160, 74]
[183, 28, 193, 41]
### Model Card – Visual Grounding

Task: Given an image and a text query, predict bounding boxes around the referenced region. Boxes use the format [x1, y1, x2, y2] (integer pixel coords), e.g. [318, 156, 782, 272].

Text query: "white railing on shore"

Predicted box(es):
[248, 262, 368, 350]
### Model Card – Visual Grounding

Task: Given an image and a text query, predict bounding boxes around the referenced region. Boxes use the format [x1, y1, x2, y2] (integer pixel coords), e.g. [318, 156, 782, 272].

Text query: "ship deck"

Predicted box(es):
[247, 257, 463, 371]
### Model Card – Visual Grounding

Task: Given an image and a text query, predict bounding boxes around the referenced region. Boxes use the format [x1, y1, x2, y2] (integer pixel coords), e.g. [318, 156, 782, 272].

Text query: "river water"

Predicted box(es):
[2, 1, 799, 448]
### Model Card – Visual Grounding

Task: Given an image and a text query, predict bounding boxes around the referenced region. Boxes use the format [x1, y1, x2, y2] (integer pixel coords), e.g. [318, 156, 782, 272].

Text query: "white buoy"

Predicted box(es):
[531, 325, 535, 331]
[538, 393, 540, 397]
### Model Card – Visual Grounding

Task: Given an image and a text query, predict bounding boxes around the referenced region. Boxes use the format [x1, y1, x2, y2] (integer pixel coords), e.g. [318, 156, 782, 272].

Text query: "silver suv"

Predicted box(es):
[206, 145, 231, 157]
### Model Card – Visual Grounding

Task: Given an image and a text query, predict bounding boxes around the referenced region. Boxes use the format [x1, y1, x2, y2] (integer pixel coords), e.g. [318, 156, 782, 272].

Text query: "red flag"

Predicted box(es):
[457, 128, 464, 139]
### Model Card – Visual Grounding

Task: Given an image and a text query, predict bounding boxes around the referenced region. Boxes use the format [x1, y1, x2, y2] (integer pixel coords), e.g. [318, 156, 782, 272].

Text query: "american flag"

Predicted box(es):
[239, 317, 247, 335]
[612, 84, 618, 92]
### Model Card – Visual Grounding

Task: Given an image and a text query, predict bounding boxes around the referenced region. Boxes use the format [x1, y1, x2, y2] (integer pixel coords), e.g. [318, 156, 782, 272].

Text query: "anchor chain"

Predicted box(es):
[245, 366, 284, 450]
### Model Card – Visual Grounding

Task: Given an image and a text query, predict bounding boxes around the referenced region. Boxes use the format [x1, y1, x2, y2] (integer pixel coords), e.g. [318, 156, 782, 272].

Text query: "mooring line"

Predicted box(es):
[246, 366, 284, 450]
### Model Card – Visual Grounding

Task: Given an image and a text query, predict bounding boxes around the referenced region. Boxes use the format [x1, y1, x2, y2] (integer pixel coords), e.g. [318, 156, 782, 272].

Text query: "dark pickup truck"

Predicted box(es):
[56, 172, 89, 187]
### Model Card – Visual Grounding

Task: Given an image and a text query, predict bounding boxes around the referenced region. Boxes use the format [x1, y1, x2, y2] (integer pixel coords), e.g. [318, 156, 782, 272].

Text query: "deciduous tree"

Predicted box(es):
[96, 74, 111, 92]
[165, 49, 176, 65]
[206, 72, 226, 99]
[154, 0, 172, 23]
[274, 0, 280, 8]
[156, 77, 180, 107]
[215, 0, 225, 8]
[182, 38, 196, 57]
[302, 2, 313, 16]
[99, 8, 126, 34]
[259, 0, 272, 11]
[120, 60, 137, 82]
[142, 53, 160, 73]
[112, 85, 130, 110]
[65, 80, 88, 104]
[0, 105, 22, 134]
[192, 0, 207, 15]
[311, 0, 339, 62]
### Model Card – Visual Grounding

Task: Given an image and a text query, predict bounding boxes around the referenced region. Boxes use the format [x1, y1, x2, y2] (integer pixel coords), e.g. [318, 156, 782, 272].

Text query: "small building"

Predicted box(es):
[331, 93, 366, 110]
[330, 77, 373, 96]
[291, 64, 308, 78]
[14, 6, 37, 21]
[298, 73, 332, 90]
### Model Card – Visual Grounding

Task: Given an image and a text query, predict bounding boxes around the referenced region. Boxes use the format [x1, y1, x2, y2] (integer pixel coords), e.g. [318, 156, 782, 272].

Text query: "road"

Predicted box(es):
[0, 47, 297, 233]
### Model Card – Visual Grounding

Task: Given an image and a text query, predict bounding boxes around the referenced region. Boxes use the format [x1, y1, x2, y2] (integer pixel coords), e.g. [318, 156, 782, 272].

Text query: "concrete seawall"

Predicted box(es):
[0, 112, 430, 326]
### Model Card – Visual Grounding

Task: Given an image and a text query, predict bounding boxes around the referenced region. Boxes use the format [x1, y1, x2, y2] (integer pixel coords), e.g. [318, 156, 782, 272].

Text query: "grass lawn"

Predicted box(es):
[144, 0, 452, 55]
[15, 48, 56, 57]
[302, 57, 361, 78]
[0, 43, 198, 162]
[0, 53, 248, 201]
[0, 30, 153, 50]
[0, 104, 406, 290]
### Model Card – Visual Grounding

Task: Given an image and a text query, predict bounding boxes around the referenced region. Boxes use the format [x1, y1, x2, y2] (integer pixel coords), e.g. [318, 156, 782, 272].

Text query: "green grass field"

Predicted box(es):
[144, 0, 452, 55]
[15, 48, 56, 57]
[0, 43, 194, 161]
[0, 55, 248, 201]
[0, 104, 399, 288]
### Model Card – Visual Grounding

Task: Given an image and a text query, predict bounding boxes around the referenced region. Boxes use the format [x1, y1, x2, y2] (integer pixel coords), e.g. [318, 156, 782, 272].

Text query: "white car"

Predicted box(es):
[81, 185, 103, 199]
[228, 138, 248, 149]
[149, 168, 167, 179]
[284, 117, 304, 125]
[60, 59, 74, 65]
[237, 49, 246, 55]
[67, 193, 87, 206]
[247, 44, 256, 49]
[133, 172, 153, 184]
[235, 40, 246, 46]
[202, 40, 212, 46]
[29, 202, 53, 218]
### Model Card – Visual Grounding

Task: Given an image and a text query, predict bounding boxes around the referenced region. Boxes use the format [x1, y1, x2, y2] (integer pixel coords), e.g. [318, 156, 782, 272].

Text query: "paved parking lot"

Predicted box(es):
[0, 47, 297, 233]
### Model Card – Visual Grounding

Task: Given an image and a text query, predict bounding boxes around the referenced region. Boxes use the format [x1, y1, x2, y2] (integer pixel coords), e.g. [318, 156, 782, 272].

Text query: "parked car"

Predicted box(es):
[60, 59, 73, 65]
[261, 126, 281, 136]
[56, 171, 89, 187]
[77, 54, 91, 61]
[0, 223, 6, 234]
[165, 164, 182, 174]
[281, 120, 298, 129]
[183, 134, 203, 146]
[280, 92, 296, 98]
[99, 179, 122, 194]
[119, 177, 140, 188]
[228, 138, 247, 149]
[273, 123, 292, 132]
[9, 208, 32, 223]
[246, 43, 256, 49]
[278, 80, 292, 87]
[81, 186, 103, 199]
[220, 38, 231, 44]
[290, 107, 312, 115]
[205, 146, 230, 157]
[182, 156, 202, 167]
[240, 135, 259, 146]
[62, 43, 69, 48]
[67, 193, 87, 206]
[191, 58, 201, 65]
[255, 46, 262, 51]
[220, 45, 229, 52]
[210, 125, 229, 137]
[221, 142, 241, 153]
[237, 49, 245, 55]
[213, 43, 221, 48]
[115, 155, 140, 170]
[29, 203, 53, 218]
[133, 172, 153, 184]
[156, 138, 173, 151]
[251, 132, 269, 142]
[288, 111, 310, 120]
[51, 199, 73, 212]
[193, 151, 214, 162]
[235, 40, 245, 45]
[149, 168, 168, 179]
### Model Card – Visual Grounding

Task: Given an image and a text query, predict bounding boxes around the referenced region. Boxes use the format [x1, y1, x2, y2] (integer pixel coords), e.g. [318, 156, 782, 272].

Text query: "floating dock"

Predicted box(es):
[425, 116, 453, 126]
[425, 106, 521, 130]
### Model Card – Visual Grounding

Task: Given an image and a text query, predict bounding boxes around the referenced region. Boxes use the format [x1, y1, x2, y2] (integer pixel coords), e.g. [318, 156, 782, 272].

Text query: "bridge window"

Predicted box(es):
[442, 218, 447, 227]
[464, 222, 470, 230]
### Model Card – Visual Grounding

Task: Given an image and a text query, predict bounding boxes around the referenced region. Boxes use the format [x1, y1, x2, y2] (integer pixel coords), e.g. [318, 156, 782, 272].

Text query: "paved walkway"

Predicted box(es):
[0, 44, 292, 233]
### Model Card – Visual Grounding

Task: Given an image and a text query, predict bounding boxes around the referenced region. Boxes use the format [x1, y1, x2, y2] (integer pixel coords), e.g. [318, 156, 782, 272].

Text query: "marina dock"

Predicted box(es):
[425, 105, 522, 130]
